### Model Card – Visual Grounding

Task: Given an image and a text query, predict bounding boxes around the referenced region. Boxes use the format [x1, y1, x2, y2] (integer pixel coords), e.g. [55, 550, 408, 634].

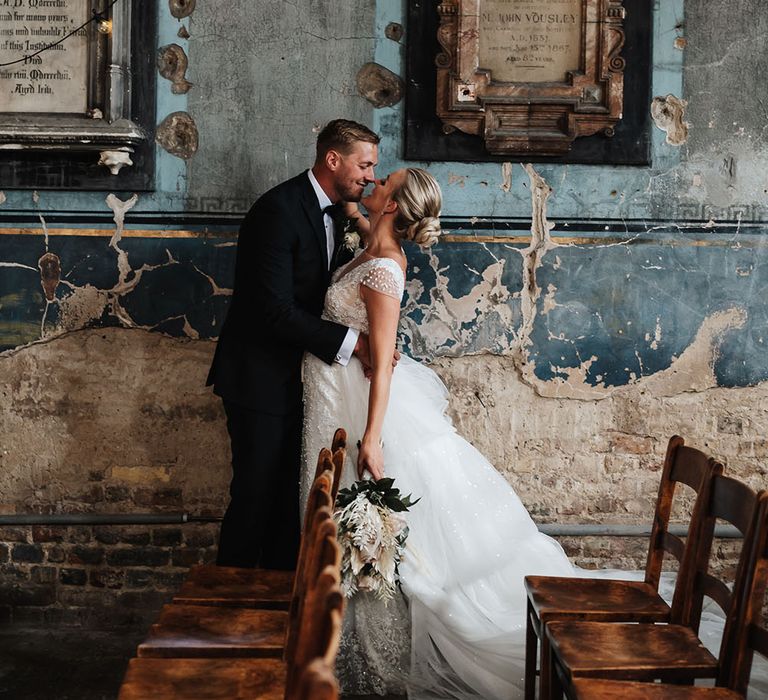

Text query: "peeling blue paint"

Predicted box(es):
[2, 222, 766, 391]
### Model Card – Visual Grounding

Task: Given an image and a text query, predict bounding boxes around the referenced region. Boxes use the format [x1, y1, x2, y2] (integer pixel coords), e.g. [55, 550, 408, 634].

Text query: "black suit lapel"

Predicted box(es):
[298, 173, 330, 272]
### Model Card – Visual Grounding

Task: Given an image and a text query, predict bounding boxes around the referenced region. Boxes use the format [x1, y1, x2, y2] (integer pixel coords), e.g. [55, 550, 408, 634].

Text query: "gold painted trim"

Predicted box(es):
[0, 227, 224, 238]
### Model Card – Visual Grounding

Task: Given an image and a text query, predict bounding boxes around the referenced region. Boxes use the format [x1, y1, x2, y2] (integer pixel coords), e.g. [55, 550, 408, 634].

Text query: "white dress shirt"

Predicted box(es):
[307, 169, 358, 365]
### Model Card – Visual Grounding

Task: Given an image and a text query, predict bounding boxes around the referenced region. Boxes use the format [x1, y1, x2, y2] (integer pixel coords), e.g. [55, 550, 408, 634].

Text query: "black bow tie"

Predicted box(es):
[322, 203, 343, 221]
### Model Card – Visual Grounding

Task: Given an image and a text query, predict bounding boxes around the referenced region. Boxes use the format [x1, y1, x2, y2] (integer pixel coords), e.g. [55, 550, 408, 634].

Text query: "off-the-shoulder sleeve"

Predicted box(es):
[359, 259, 405, 301]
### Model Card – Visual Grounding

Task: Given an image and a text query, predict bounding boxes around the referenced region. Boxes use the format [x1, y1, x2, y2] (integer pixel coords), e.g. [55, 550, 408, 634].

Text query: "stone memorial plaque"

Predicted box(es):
[0, 0, 89, 113]
[478, 0, 583, 83]
[434, 0, 627, 155]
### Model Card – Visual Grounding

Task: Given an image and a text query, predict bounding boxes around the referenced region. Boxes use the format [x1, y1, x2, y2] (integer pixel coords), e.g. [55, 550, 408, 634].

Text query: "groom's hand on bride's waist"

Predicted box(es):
[353, 333, 400, 380]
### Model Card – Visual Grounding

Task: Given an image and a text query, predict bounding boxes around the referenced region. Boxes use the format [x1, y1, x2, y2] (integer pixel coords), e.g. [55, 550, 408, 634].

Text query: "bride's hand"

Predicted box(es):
[357, 435, 384, 481]
[342, 201, 370, 237]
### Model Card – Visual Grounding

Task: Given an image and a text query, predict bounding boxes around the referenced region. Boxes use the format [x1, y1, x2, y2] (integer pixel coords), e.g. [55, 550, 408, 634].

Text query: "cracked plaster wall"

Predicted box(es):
[0, 0, 767, 581]
[184, 0, 376, 207]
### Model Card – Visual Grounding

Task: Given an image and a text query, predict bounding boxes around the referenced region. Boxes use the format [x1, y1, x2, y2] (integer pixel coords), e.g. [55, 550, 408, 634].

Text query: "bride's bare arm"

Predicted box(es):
[343, 201, 371, 240]
[357, 285, 401, 480]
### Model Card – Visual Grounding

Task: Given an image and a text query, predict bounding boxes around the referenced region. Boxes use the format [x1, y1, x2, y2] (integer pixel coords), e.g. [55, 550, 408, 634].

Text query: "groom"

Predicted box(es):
[207, 119, 380, 569]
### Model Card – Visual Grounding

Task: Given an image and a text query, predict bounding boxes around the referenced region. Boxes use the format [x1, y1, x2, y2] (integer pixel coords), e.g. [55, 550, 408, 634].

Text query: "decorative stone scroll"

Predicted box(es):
[435, 0, 627, 156]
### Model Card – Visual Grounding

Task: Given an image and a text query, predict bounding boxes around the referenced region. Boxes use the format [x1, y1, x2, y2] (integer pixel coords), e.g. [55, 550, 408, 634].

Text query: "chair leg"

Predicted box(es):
[539, 628, 552, 700]
[548, 644, 564, 700]
[525, 602, 538, 700]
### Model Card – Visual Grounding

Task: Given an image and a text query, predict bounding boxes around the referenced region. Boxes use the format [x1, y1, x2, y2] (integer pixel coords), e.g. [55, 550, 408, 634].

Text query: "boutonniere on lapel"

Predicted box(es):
[337, 214, 361, 252]
[329, 210, 363, 270]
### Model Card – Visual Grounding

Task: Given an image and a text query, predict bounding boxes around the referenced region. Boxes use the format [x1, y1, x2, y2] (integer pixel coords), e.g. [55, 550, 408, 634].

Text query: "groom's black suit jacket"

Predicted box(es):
[207, 170, 349, 414]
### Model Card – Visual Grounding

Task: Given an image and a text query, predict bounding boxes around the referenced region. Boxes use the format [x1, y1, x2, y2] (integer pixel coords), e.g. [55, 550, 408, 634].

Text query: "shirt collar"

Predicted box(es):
[307, 168, 333, 212]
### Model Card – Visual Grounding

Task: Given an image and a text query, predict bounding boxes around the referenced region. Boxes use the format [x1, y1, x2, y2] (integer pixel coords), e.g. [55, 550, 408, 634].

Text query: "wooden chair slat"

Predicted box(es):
[710, 477, 758, 536]
[660, 531, 686, 562]
[749, 622, 768, 657]
[331, 446, 346, 505]
[696, 571, 735, 615]
[670, 446, 717, 491]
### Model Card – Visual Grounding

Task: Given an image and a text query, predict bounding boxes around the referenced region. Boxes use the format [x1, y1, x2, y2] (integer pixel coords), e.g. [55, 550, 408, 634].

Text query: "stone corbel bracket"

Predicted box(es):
[436, 0, 627, 156]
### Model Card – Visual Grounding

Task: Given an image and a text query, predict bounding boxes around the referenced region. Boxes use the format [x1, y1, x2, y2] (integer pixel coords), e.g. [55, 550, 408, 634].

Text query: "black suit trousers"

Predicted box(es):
[216, 400, 302, 570]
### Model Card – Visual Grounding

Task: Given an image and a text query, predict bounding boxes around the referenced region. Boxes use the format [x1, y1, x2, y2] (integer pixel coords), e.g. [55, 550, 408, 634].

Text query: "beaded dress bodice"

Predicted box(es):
[322, 253, 405, 331]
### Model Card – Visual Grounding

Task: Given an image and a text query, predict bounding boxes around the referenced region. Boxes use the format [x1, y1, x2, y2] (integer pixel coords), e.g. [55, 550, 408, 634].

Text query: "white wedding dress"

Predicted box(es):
[301, 252, 575, 699]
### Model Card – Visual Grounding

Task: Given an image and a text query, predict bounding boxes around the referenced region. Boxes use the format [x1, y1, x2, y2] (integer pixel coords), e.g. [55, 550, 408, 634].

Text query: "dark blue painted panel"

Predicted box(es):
[1, 227, 766, 391]
[529, 236, 768, 387]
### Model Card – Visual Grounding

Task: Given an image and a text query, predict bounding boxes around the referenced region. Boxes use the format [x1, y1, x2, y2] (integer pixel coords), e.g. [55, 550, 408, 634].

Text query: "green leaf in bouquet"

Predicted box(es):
[376, 477, 395, 491]
[401, 495, 421, 509]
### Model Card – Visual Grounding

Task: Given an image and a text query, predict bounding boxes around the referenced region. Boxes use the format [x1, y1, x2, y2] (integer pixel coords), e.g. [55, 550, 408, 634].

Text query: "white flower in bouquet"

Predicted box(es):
[334, 477, 419, 602]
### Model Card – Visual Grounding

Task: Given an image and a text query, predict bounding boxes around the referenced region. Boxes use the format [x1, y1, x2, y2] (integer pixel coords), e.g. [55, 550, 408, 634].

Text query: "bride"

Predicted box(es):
[301, 168, 574, 699]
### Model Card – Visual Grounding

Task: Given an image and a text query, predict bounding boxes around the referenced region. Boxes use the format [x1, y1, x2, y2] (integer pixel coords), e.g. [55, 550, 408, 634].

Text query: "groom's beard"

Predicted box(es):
[337, 180, 368, 203]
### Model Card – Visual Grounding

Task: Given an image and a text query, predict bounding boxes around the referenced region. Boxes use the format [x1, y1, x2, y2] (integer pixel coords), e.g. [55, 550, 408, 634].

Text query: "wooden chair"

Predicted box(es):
[524, 436, 723, 699]
[119, 564, 345, 700]
[295, 658, 339, 700]
[560, 488, 768, 700]
[137, 506, 337, 658]
[545, 477, 767, 699]
[172, 438, 344, 609]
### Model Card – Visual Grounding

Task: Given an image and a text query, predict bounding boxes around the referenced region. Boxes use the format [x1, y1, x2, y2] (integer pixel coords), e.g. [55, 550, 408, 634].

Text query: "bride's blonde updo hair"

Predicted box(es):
[392, 168, 442, 248]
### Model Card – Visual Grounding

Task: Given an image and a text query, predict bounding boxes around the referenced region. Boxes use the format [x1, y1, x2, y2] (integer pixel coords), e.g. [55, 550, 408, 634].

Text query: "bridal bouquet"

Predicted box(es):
[334, 478, 419, 601]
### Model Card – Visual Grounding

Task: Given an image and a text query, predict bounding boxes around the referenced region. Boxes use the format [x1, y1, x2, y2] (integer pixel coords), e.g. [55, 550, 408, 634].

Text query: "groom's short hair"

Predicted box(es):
[316, 119, 379, 159]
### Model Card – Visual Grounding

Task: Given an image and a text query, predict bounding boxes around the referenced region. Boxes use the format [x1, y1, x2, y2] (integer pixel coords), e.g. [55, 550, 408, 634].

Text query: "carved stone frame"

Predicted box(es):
[0, 0, 157, 190]
[436, 0, 627, 156]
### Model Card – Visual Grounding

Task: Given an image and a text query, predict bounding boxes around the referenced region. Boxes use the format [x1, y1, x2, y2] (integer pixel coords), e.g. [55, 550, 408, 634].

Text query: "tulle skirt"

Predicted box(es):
[302, 353, 574, 699]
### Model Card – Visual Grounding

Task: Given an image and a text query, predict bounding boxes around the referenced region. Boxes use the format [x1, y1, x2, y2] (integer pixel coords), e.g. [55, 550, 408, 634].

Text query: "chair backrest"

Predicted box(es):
[313, 448, 335, 485]
[331, 428, 347, 453]
[330, 446, 346, 505]
[295, 658, 339, 700]
[285, 514, 340, 664]
[644, 437, 723, 603]
[672, 475, 761, 632]
[294, 468, 332, 595]
[285, 565, 344, 700]
[715, 490, 768, 694]
[303, 468, 333, 530]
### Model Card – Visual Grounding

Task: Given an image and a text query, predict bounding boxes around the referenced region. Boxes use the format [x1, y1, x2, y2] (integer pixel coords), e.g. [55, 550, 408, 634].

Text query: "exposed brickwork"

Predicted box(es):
[0, 523, 218, 626]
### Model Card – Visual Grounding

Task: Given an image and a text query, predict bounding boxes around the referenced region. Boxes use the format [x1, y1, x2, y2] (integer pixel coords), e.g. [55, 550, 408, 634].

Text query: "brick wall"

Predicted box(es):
[0, 523, 219, 627]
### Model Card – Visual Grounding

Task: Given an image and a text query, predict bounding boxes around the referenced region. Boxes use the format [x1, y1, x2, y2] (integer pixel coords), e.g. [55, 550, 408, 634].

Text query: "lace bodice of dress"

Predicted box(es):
[323, 253, 405, 332]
